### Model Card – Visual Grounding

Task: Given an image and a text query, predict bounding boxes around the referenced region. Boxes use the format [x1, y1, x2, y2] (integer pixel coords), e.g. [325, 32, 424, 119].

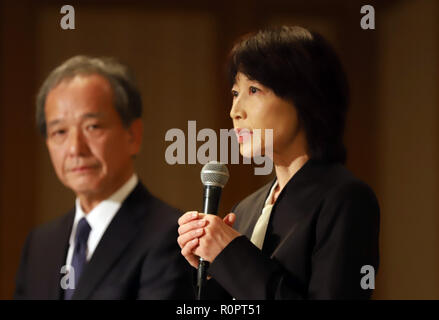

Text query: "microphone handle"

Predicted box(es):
[196, 259, 210, 300]
[203, 185, 222, 214]
[196, 185, 222, 300]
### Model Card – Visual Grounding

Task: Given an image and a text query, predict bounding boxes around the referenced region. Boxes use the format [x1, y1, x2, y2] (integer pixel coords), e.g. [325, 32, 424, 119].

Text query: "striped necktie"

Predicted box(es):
[64, 217, 91, 300]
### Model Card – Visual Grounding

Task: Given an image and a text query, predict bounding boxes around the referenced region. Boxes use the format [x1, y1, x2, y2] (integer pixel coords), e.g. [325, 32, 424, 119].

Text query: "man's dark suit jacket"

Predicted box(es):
[207, 160, 380, 299]
[14, 182, 194, 300]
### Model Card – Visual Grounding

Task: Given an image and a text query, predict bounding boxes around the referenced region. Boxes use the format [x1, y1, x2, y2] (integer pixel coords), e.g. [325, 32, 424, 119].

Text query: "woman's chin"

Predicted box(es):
[240, 144, 264, 159]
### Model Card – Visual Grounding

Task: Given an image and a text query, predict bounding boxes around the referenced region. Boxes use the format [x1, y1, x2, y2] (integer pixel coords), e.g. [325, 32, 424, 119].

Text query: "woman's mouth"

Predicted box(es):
[235, 128, 253, 143]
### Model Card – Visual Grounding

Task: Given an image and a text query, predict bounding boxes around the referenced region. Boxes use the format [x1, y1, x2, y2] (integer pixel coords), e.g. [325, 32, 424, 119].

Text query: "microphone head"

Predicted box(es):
[201, 161, 229, 188]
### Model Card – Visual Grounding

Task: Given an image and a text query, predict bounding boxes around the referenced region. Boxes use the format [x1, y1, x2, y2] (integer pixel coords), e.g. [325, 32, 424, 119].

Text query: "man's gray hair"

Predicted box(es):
[36, 55, 142, 136]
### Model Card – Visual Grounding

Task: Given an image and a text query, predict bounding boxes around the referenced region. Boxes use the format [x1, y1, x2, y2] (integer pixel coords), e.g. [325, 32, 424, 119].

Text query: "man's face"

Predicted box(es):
[45, 74, 142, 201]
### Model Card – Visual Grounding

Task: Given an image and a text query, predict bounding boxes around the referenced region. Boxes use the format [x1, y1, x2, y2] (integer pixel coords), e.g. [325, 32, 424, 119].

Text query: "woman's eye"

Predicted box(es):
[249, 86, 259, 94]
[231, 90, 239, 98]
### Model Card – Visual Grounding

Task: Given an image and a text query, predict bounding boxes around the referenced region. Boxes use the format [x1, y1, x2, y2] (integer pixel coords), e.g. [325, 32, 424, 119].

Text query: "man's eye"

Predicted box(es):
[52, 129, 66, 136]
[87, 124, 100, 131]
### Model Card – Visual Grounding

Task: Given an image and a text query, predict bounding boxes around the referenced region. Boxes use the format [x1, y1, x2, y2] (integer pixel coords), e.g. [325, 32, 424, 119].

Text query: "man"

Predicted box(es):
[14, 56, 194, 299]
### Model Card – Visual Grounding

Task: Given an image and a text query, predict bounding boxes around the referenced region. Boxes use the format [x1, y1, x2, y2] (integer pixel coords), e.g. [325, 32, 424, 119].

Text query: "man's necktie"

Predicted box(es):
[64, 217, 91, 300]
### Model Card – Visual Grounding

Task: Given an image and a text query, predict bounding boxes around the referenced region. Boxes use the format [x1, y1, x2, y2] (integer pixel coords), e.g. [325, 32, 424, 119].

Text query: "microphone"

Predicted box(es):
[197, 161, 229, 300]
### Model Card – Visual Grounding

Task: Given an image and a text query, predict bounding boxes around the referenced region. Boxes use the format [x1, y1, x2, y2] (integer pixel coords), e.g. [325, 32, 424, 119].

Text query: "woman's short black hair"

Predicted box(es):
[228, 26, 349, 164]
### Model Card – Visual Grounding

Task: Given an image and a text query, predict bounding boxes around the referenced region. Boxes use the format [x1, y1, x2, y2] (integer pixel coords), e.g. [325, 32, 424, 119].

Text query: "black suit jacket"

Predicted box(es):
[207, 160, 380, 299]
[14, 182, 194, 300]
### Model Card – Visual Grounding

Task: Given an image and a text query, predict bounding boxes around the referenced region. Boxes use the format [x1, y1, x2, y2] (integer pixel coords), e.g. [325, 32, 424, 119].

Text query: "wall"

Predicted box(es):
[1, 0, 438, 299]
[375, 0, 439, 299]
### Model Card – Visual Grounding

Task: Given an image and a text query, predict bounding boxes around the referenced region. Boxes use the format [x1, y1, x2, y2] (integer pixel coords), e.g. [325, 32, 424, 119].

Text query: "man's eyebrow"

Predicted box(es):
[46, 112, 104, 128]
[47, 119, 62, 128]
[81, 112, 104, 119]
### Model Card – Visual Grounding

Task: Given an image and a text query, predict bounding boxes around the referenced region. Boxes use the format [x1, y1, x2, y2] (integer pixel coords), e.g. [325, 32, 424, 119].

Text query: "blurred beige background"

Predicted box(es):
[0, 0, 438, 299]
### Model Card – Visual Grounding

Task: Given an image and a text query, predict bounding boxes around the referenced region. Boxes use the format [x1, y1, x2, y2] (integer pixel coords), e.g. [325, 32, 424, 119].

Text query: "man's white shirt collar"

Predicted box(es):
[67, 174, 138, 263]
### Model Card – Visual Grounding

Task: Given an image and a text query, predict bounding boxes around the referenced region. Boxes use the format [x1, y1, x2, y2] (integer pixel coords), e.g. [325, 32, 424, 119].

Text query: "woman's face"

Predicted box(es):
[230, 72, 305, 160]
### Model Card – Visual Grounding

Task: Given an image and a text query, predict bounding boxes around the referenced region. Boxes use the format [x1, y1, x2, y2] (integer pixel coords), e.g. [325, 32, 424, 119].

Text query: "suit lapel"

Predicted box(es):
[73, 183, 149, 300]
[267, 160, 332, 257]
[236, 181, 274, 239]
[48, 210, 74, 299]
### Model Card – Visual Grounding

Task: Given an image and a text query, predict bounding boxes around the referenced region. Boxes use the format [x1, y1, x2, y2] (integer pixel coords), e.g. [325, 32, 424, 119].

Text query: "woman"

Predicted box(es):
[177, 26, 380, 299]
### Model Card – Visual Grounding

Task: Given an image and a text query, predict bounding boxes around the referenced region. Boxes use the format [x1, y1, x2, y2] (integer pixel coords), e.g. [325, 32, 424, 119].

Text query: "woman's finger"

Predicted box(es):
[181, 238, 200, 268]
[177, 211, 199, 226]
[223, 213, 236, 227]
[178, 218, 206, 236]
[177, 228, 204, 249]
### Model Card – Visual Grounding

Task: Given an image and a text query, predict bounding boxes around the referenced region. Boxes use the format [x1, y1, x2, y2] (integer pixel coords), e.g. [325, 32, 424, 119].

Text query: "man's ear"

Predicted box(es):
[127, 118, 143, 156]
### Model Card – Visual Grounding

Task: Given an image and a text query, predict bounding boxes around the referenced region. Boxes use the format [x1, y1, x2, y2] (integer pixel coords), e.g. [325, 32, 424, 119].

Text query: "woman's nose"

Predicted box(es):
[230, 97, 245, 120]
